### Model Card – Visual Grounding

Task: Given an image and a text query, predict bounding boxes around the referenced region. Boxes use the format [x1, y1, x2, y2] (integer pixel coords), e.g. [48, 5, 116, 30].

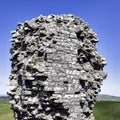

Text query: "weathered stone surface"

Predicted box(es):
[8, 14, 107, 120]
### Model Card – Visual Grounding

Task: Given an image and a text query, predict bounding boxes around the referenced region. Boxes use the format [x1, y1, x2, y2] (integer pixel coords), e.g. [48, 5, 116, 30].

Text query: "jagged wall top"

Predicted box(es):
[11, 14, 106, 70]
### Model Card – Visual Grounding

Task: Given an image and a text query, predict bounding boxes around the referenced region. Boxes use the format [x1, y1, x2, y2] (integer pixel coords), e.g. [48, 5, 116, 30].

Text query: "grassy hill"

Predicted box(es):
[97, 94, 120, 101]
[94, 101, 120, 120]
[0, 100, 13, 120]
[0, 96, 10, 102]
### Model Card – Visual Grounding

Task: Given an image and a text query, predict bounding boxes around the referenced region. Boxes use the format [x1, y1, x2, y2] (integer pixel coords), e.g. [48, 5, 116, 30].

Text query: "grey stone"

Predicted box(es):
[9, 14, 107, 120]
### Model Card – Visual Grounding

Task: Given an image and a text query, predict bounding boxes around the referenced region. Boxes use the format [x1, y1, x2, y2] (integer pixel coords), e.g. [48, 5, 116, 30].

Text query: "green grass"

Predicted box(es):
[0, 100, 120, 120]
[0, 100, 14, 120]
[94, 101, 120, 120]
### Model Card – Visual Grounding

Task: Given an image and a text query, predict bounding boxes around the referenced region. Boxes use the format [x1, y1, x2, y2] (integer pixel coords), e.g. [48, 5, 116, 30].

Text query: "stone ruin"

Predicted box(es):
[8, 14, 107, 120]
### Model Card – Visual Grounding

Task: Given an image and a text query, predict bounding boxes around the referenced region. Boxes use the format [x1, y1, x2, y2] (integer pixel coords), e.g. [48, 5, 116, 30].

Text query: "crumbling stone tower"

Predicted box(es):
[8, 14, 107, 120]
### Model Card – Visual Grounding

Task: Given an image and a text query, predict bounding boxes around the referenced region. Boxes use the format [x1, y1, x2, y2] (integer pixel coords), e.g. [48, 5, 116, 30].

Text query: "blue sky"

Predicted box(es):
[0, 0, 120, 96]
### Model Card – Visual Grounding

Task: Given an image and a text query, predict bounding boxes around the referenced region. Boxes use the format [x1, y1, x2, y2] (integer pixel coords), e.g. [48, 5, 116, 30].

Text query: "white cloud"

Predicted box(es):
[100, 78, 120, 97]
[0, 83, 9, 95]
[0, 73, 10, 95]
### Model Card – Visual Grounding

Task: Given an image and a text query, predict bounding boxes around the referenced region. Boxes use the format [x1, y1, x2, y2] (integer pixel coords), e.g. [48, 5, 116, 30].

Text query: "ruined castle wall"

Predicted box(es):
[8, 14, 107, 120]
